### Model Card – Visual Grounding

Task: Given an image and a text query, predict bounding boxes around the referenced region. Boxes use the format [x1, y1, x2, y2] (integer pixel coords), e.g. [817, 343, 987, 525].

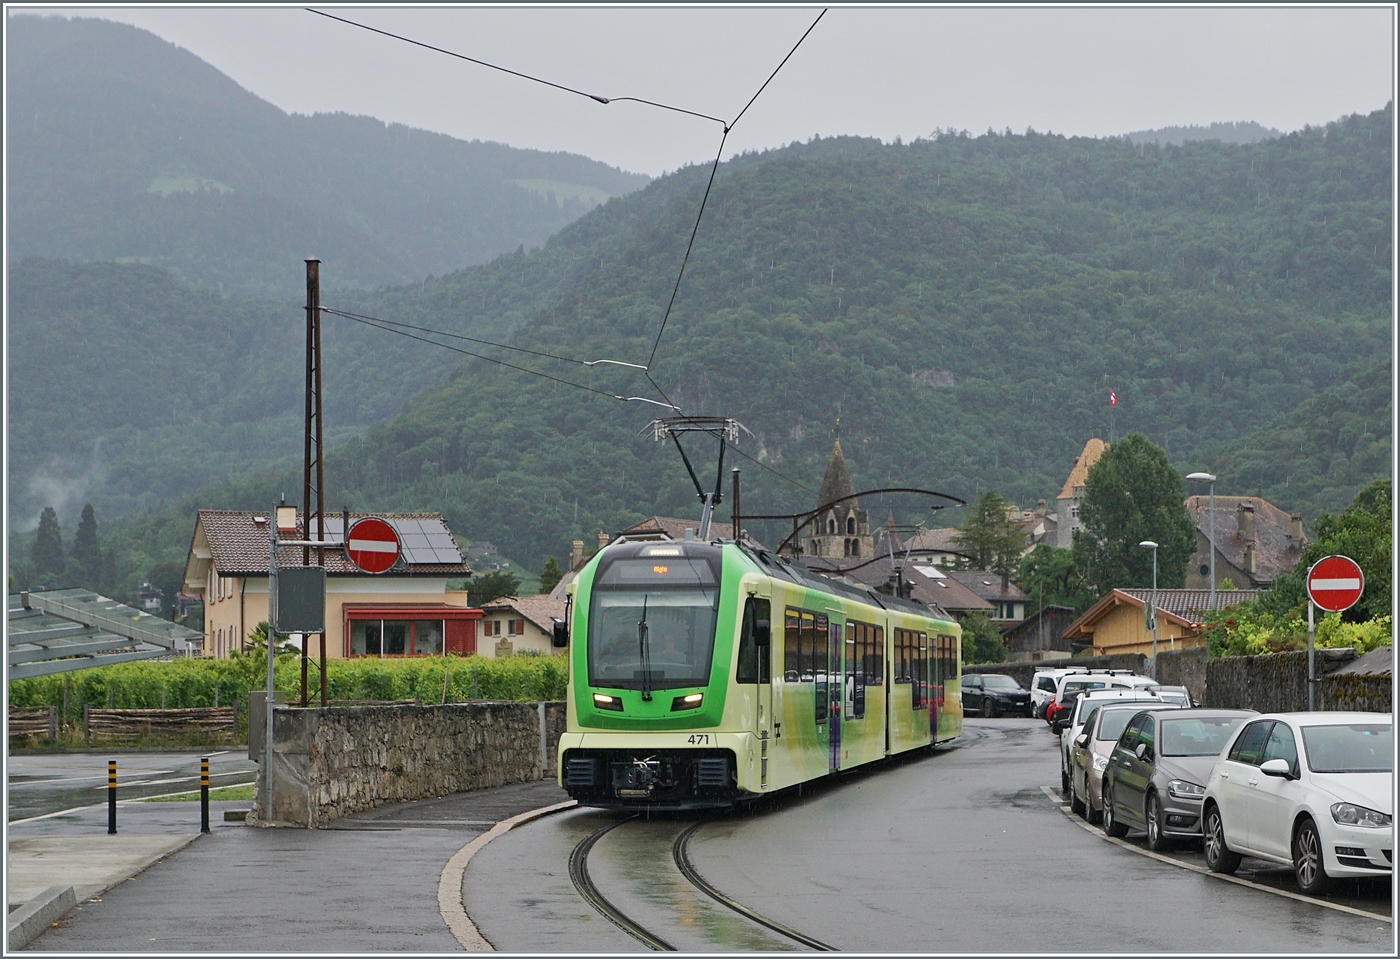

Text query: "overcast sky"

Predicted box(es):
[18, 5, 1398, 176]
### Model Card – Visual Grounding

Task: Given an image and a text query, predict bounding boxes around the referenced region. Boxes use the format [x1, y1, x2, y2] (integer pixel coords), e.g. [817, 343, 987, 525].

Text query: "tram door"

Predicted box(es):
[827, 618, 842, 772]
[741, 598, 773, 789]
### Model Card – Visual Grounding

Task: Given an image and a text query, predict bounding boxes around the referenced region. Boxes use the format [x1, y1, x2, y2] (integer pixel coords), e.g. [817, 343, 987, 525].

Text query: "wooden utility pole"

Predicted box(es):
[302, 260, 327, 708]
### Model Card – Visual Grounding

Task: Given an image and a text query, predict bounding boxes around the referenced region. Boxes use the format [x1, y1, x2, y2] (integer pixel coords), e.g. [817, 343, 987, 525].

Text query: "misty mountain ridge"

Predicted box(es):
[16, 104, 1384, 596]
[6, 14, 650, 297]
[1125, 120, 1283, 147]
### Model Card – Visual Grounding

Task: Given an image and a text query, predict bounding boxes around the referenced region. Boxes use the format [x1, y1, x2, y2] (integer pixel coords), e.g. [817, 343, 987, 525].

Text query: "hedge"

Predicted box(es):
[8, 654, 568, 723]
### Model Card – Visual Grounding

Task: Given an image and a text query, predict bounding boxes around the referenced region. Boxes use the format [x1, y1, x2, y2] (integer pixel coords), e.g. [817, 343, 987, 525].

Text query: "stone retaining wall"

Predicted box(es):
[1153, 647, 1390, 714]
[249, 700, 565, 827]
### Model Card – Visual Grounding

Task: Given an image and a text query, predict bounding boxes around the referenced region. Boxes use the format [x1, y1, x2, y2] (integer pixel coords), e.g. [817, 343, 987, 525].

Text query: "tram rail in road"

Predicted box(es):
[568, 814, 837, 951]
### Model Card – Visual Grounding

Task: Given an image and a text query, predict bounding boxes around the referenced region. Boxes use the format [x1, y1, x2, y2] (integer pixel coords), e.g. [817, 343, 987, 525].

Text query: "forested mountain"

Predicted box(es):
[1125, 121, 1282, 147]
[6, 15, 648, 297]
[1214, 360, 1391, 519]
[32, 102, 1386, 598]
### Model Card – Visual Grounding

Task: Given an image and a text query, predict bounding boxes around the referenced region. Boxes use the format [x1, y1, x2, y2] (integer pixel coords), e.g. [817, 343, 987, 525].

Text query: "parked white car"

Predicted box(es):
[1202, 712, 1393, 894]
[1031, 667, 1087, 718]
[1059, 690, 1165, 795]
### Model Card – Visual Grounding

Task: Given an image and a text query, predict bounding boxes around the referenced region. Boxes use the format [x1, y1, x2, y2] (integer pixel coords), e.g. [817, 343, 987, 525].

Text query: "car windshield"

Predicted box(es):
[1063, 680, 1106, 697]
[587, 557, 719, 690]
[982, 675, 1021, 689]
[1301, 723, 1393, 773]
[1095, 709, 1142, 742]
[1155, 691, 1189, 706]
[1160, 717, 1247, 756]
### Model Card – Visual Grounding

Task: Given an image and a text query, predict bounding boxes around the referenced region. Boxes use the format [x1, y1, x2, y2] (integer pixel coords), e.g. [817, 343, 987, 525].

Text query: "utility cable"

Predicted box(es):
[326, 308, 625, 401]
[645, 8, 826, 373]
[320, 306, 592, 367]
[306, 8, 727, 126]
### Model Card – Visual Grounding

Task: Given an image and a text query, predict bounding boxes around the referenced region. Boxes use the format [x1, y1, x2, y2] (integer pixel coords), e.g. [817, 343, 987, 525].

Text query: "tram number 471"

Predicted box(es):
[687, 734, 711, 745]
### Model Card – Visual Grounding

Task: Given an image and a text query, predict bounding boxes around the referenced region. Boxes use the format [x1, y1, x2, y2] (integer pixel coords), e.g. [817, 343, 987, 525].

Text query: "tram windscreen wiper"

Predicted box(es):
[638, 595, 653, 701]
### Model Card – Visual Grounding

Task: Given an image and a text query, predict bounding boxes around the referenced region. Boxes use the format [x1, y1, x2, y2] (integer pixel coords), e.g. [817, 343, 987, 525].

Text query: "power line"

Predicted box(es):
[729, 444, 815, 495]
[646, 8, 826, 373]
[321, 306, 592, 367]
[325, 308, 623, 401]
[305, 8, 727, 126]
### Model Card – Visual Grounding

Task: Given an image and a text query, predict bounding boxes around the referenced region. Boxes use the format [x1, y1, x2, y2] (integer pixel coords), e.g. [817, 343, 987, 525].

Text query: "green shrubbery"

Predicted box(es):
[8, 654, 568, 731]
[1201, 607, 1392, 658]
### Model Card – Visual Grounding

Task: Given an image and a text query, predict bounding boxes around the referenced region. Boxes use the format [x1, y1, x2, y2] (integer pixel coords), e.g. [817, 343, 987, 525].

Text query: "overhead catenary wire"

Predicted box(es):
[305, 7, 727, 126]
[320, 306, 594, 367]
[646, 8, 826, 373]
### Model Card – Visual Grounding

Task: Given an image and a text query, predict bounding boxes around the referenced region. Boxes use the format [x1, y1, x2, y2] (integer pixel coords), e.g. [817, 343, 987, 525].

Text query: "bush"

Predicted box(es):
[1201, 606, 1391, 657]
[8, 654, 568, 730]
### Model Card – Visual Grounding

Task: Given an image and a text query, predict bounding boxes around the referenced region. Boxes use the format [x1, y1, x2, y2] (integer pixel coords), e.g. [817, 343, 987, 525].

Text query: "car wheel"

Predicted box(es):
[1102, 780, 1128, 837]
[1086, 776, 1103, 825]
[1293, 818, 1329, 896]
[1070, 774, 1086, 817]
[1146, 791, 1169, 852]
[1061, 766, 1070, 796]
[985, 697, 1000, 718]
[1203, 804, 1241, 874]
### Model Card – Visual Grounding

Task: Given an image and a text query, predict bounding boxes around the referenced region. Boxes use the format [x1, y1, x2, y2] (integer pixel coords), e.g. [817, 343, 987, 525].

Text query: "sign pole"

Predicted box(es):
[265, 504, 277, 822]
[1307, 599, 1315, 712]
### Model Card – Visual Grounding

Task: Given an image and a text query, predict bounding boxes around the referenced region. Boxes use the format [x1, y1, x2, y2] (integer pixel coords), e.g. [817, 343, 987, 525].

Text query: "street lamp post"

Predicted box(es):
[1186, 472, 1217, 613]
[1140, 540, 1159, 678]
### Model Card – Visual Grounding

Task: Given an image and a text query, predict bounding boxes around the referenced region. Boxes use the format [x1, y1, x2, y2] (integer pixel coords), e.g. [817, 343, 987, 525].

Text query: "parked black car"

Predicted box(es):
[960, 674, 1032, 717]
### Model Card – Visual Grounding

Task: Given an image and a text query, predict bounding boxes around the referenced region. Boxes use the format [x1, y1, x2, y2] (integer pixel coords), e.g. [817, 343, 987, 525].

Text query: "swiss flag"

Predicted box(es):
[1109, 390, 1118, 407]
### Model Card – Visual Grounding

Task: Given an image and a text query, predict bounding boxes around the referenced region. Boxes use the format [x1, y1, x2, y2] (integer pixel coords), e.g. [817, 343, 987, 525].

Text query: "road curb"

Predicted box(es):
[8, 885, 77, 952]
[437, 799, 578, 951]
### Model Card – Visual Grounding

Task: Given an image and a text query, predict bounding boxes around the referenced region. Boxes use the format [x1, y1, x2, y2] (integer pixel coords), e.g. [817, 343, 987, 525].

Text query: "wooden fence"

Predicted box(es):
[9, 706, 57, 741]
[84, 704, 239, 744]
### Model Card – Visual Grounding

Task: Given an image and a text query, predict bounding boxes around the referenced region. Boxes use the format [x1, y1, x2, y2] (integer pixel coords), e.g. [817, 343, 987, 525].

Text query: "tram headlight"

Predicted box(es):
[592, 693, 624, 711]
[671, 692, 704, 711]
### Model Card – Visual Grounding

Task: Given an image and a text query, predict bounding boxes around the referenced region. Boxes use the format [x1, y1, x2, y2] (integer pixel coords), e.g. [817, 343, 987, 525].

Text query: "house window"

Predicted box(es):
[350, 620, 446, 656]
[828, 518, 836, 534]
[508, 619, 525, 636]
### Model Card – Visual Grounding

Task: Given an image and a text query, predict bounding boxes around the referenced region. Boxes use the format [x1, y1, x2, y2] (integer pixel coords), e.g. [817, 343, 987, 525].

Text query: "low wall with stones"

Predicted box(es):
[249, 700, 565, 828]
[1153, 647, 1390, 714]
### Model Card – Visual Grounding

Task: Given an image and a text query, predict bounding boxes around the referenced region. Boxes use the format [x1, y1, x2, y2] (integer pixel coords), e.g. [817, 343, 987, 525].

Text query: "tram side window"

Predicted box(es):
[737, 598, 770, 685]
[800, 611, 817, 682]
[893, 629, 910, 683]
[870, 625, 884, 686]
[845, 623, 865, 719]
[813, 614, 829, 723]
[784, 609, 801, 682]
[937, 634, 958, 691]
[912, 632, 929, 709]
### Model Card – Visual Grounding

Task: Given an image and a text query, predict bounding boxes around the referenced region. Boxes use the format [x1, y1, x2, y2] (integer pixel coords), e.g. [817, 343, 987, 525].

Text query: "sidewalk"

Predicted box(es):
[10, 779, 568, 951]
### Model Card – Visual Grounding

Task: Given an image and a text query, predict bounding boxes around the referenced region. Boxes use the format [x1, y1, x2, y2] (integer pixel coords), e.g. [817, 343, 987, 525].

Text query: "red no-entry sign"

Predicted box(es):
[345, 518, 401, 574]
[1306, 555, 1364, 613]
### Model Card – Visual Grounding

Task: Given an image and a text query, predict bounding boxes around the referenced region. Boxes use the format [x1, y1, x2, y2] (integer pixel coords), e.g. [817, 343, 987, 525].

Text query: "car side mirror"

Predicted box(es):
[754, 619, 771, 647]
[1260, 758, 1295, 779]
[551, 620, 569, 648]
[1074, 734, 1089, 748]
[1135, 743, 1151, 761]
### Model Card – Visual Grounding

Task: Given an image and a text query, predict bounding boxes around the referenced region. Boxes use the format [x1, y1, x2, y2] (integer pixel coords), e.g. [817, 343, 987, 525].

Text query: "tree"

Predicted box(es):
[31, 507, 65, 584]
[958, 612, 1007, 664]
[1071, 433, 1195, 594]
[73, 503, 103, 586]
[538, 556, 563, 595]
[468, 570, 522, 606]
[1017, 544, 1097, 617]
[953, 491, 1027, 575]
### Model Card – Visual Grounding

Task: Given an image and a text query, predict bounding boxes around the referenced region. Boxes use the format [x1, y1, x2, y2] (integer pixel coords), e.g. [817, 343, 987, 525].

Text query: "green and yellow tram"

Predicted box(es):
[556, 538, 962, 808]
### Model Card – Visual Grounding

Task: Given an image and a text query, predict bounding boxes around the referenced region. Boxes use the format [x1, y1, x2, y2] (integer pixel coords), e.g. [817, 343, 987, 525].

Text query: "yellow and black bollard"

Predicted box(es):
[107, 760, 117, 834]
[200, 756, 211, 833]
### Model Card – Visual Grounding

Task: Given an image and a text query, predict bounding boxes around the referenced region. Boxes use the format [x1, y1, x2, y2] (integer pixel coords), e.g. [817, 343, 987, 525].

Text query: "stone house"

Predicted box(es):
[1054, 437, 1109, 549]
[1001, 605, 1077, 662]
[1184, 495, 1306, 590]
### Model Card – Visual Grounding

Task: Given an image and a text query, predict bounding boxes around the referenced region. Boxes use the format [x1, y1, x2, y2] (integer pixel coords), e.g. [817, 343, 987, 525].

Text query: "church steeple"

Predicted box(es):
[817, 439, 856, 510]
[792, 438, 872, 561]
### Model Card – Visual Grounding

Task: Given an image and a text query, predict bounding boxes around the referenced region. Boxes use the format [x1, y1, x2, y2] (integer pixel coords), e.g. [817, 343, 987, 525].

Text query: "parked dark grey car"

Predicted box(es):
[1102, 708, 1257, 850]
[960, 673, 1031, 717]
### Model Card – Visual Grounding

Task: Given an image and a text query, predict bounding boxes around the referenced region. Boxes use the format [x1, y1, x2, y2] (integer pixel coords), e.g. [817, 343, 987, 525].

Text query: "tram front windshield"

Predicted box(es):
[587, 557, 719, 690]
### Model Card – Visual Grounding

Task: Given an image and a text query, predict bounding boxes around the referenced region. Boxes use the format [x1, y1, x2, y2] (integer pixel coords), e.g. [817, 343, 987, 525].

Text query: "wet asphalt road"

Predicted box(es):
[467, 719, 1392, 953]
[8, 751, 260, 821]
